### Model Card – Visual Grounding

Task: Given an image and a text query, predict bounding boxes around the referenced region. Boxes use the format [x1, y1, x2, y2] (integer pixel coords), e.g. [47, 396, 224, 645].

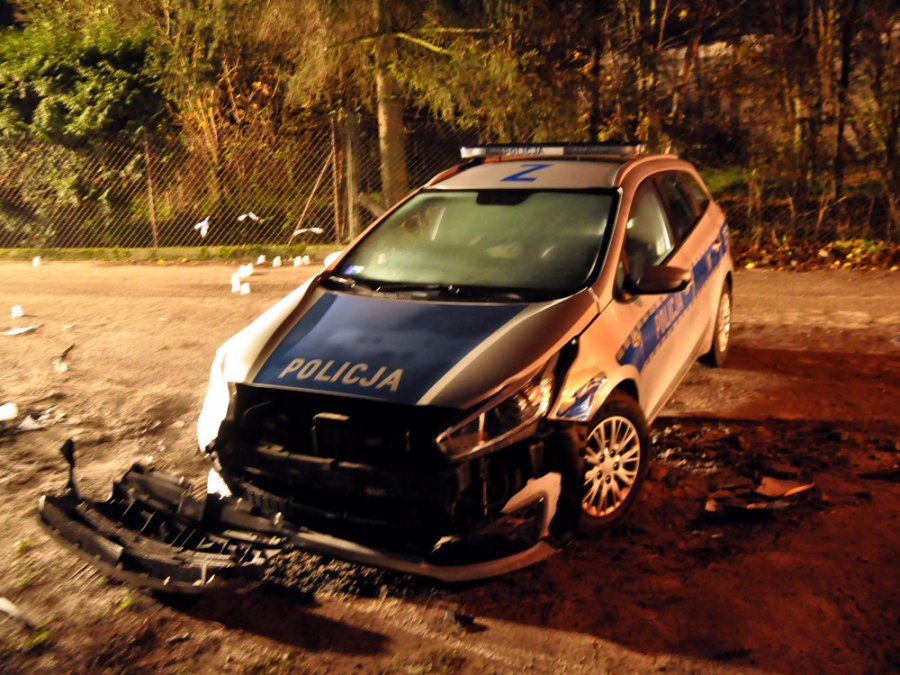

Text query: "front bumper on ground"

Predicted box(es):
[37, 441, 563, 592]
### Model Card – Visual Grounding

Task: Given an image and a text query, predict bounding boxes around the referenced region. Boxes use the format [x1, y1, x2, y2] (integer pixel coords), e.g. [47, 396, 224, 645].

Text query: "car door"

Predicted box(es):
[671, 171, 728, 342]
[618, 177, 697, 418]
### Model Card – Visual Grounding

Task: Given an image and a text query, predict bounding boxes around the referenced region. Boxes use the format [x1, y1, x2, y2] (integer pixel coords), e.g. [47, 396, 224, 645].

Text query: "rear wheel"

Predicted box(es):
[577, 392, 650, 536]
[702, 283, 732, 367]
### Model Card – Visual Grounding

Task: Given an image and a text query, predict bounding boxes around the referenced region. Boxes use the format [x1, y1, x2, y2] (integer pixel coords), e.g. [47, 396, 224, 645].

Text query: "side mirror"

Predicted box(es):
[323, 250, 343, 269]
[629, 265, 691, 294]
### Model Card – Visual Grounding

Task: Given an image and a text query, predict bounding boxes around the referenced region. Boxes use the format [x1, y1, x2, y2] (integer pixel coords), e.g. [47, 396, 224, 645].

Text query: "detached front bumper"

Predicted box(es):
[37, 441, 563, 592]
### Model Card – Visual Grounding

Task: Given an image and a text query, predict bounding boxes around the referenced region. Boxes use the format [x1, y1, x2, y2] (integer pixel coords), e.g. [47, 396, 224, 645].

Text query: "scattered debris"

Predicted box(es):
[61, 322, 76, 331]
[51, 344, 74, 374]
[0, 402, 18, 421]
[293, 256, 302, 267]
[256, 255, 266, 265]
[240, 282, 251, 296]
[11, 406, 66, 433]
[18, 416, 47, 432]
[302, 255, 311, 265]
[237, 263, 254, 279]
[11, 304, 24, 319]
[1, 325, 39, 336]
[237, 212, 260, 222]
[231, 272, 242, 293]
[272, 256, 282, 268]
[705, 475, 815, 515]
[166, 633, 190, 645]
[755, 476, 815, 499]
[0, 597, 37, 631]
[857, 466, 900, 483]
[32, 256, 41, 267]
[193, 217, 210, 238]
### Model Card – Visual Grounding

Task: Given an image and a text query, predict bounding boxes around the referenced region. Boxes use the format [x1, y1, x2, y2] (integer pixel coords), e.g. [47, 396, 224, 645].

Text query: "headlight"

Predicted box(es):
[196, 348, 230, 451]
[436, 366, 555, 461]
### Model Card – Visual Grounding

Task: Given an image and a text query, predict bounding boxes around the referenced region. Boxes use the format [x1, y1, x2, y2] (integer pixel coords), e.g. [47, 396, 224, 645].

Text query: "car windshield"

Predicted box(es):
[333, 189, 616, 298]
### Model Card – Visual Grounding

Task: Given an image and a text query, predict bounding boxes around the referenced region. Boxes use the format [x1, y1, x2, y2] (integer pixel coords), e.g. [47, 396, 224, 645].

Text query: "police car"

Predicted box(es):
[39, 144, 733, 589]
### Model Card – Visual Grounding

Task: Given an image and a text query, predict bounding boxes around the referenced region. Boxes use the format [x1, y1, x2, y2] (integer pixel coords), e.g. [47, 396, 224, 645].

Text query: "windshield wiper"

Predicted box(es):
[324, 276, 534, 302]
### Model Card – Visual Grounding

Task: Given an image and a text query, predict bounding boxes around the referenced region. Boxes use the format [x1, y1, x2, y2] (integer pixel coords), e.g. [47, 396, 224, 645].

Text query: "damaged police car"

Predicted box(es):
[39, 144, 733, 590]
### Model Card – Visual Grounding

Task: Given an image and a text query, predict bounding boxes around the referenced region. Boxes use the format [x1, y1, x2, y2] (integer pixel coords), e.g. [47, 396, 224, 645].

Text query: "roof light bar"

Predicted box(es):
[460, 143, 646, 159]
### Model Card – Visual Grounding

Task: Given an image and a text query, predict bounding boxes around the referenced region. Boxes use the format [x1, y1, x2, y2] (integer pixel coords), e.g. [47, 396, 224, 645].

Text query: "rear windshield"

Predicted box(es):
[336, 189, 616, 295]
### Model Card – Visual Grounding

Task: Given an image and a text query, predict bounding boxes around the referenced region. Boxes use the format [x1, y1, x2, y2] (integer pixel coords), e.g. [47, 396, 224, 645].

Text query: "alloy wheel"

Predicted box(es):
[581, 415, 641, 518]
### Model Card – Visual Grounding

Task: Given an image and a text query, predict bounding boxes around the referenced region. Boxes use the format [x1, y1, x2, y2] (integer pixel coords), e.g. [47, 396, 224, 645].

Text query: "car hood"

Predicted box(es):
[222, 280, 597, 409]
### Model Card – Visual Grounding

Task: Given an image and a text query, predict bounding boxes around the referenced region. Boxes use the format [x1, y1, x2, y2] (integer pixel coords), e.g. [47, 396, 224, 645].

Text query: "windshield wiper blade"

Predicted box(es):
[372, 281, 445, 293]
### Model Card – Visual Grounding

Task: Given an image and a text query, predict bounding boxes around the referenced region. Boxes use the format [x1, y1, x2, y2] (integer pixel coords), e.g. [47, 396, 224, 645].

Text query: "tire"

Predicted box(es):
[576, 391, 650, 537]
[702, 283, 732, 367]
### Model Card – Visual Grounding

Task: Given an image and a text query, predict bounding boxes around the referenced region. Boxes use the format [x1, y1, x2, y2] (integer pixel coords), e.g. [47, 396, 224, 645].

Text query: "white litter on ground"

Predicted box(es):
[18, 415, 47, 431]
[272, 256, 282, 268]
[240, 282, 251, 295]
[10, 305, 24, 319]
[256, 255, 266, 265]
[1, 325, 38, 336]
[237, 212, 260, 222]
[32, 256, 41, 267]
[0, 402, 18, 421]
[231, 272, 242, 293]
[302, 255, 311, 265]
[0, 597, 36, 630]
[293, 256, 302, 267]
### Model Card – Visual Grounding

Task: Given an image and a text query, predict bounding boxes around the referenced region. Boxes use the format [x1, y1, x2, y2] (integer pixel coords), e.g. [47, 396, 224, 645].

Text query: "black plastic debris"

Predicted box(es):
[857, 466, 900, 483]
[37, 440, 288, 594]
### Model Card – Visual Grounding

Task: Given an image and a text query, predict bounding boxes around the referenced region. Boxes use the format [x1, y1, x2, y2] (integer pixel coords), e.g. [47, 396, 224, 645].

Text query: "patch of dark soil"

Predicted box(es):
[263, 549, 442, 601]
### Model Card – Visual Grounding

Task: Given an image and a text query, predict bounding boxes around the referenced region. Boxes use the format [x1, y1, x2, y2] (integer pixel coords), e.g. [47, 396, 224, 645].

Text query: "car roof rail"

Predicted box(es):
[459, 142, 647, 160]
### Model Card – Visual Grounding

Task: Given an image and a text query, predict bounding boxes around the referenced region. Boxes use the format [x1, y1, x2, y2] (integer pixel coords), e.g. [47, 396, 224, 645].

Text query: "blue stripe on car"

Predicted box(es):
[253, 292, 525, 405]
[617, 224, 729, 373]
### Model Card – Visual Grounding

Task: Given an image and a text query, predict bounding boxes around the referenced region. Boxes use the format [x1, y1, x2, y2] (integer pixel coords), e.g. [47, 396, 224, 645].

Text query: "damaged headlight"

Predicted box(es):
[436, 365, 555, 461]
[196, 348, 230, 451]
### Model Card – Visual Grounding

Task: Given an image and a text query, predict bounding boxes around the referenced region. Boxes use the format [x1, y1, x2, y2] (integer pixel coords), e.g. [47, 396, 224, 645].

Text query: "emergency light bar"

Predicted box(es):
[460, 142, 646, 159]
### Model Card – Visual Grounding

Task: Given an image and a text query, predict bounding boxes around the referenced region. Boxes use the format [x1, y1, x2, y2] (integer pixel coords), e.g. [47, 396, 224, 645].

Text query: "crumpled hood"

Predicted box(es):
[225, 281, 597, 409]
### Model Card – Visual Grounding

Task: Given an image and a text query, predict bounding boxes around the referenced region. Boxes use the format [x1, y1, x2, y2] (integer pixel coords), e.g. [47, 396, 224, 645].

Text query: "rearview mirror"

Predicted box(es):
[630, 265, 691, 294]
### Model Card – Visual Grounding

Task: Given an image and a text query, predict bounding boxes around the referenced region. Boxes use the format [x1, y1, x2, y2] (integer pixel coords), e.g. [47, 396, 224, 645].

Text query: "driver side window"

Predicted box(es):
[624, 181, 674, 282]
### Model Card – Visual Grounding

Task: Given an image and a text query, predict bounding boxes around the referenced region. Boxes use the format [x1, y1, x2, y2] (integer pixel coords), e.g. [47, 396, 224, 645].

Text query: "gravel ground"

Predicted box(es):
[0, 262, 898, 673]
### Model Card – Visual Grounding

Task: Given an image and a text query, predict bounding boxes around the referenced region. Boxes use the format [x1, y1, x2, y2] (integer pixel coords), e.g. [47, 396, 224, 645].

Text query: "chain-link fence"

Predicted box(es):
[0, 114, 893, 250]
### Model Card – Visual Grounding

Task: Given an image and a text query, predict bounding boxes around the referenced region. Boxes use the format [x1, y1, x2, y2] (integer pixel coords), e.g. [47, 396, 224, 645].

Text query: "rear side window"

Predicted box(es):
[656, 173, 695, 243]
[675, 172, 710, 219]
[624, 182, 674, 282]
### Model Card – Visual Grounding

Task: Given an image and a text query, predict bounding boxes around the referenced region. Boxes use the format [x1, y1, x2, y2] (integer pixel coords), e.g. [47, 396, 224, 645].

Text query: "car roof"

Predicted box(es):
[429, 155, 677, 191]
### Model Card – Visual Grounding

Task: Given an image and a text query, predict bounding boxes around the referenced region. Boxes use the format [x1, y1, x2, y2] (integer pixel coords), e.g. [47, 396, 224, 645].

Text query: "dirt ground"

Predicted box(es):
[0, 261, 897, 674]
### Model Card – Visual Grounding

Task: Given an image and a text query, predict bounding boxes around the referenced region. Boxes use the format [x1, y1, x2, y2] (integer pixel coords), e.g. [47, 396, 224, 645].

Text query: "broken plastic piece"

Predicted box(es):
[755, 476, 815, 499]
[10, 305, 24, 319]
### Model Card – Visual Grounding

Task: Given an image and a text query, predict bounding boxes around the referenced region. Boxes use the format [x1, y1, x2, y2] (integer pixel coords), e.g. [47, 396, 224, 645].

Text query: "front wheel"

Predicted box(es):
[577, 392, 650, 536]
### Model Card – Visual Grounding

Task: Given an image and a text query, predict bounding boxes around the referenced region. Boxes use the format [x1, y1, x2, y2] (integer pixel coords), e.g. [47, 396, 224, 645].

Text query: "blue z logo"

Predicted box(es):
[501, 163, 551, 182]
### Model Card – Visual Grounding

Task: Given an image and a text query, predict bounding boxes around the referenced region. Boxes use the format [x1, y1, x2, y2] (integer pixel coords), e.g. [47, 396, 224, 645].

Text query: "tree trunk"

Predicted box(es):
[344, 111, 362, 239]
[374, 0, 408, 207]
[833, 0, 860, 199]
